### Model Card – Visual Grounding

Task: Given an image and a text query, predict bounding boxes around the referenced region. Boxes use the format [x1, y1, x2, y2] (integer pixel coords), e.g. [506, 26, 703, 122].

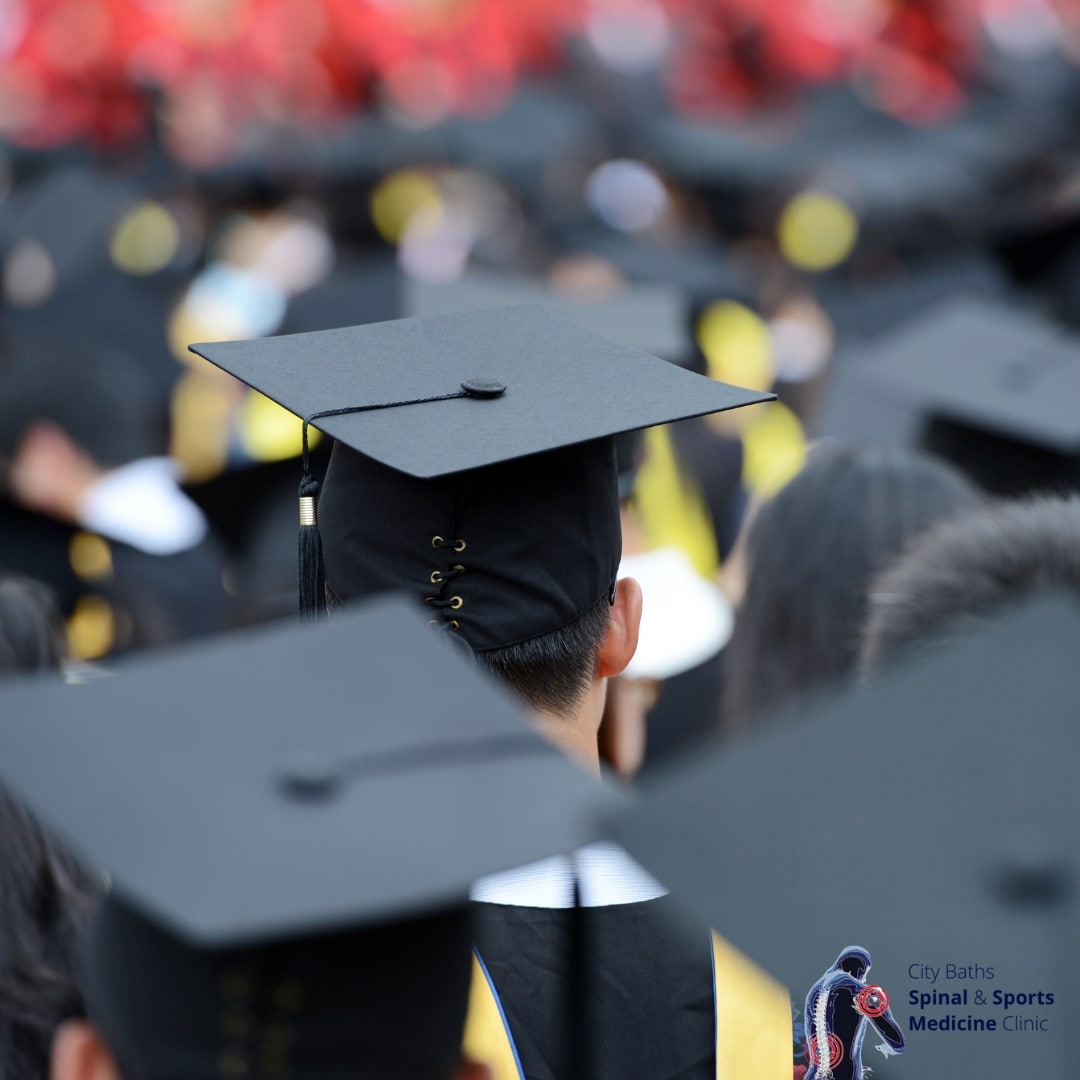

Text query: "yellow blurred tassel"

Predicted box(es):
[634, 425, 720, 579]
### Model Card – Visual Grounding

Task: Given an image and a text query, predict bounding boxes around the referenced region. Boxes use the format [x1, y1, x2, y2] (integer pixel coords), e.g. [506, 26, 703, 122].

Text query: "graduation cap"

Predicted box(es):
[840, 297, 1080, 495]
[0, 594, 609, 1079]
[545, 220, 746, 304]
[282, 256, 403, 335]
[190, 304, 772, 640]
[437, 85, 605, 203]
[608, 593, 1079, 1078]
[632, 86, 1040, 251]
[404, 269, 689, 359]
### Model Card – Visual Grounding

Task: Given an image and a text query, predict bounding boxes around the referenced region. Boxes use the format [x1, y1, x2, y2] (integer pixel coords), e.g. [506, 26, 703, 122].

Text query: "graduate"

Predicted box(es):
[192, 304, 794, 1080]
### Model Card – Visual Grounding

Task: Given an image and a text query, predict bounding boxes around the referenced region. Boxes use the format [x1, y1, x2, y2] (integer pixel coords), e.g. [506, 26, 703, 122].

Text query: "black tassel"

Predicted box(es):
[298, 473, 326, 622]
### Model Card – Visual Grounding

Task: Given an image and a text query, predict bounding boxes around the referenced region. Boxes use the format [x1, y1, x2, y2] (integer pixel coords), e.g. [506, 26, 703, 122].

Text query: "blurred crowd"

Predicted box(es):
[0, 1, 1079, 1078]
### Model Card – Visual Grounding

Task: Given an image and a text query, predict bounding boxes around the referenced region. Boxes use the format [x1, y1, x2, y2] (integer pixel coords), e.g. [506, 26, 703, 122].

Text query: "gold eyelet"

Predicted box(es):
[449, 620, 460, 631]
[431, 535, 444, 548]
[424, 596, 436, 605]
[452, 563, 465, 573]
[453, 539, 467, 552]
[430, 570, 443, 584]
[449, 595, 463, 610]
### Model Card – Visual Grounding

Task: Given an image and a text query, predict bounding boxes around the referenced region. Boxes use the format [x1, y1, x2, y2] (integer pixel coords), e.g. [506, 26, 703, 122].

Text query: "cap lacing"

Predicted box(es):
[295, 385, 495, 623]
[427, 537, 467, 631]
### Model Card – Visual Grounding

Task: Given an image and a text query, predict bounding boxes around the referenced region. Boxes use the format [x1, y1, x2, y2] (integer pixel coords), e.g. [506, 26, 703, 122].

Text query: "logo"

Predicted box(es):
[804, 947, 905, 1079]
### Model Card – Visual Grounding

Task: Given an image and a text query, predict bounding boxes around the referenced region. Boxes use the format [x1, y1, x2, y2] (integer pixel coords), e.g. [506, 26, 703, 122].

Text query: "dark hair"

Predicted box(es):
[721, 444, 981, 734]
[0, 576, 67, 674]
[0, 575, 100, 1080]
[861, 493, 1080, 675]
[0, 791, 100, 1080]
[328, 587, 612, 718]
[477, 595, 612, 717]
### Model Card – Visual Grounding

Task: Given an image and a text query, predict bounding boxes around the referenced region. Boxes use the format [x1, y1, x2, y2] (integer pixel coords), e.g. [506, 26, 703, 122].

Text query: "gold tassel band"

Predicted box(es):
[299, 496, 317, 527]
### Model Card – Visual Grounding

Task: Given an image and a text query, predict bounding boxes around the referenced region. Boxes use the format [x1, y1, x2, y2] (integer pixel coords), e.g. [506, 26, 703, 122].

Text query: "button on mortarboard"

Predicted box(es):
[608, 594, 1080, 1079]
[460, 379, 506, 399]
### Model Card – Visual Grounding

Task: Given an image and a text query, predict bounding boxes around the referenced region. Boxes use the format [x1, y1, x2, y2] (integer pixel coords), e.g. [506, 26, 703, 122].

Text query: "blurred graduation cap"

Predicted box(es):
[826, 297, 1080, 494]
[282, 255, 403, 335]
[438, 85, 606, 204]
[405, 269, 689, 359]
[0, 164, 140, 287]
[633, 87, 882, 198]
[545, 220, 747, 303]
[0, 329, 171, 467]
[609, 593, 1080, 1078]
[190, 304, 772, 636]
[814, 252, 1010, 351]
[0, 594, 608, 1078]
[0, 164, 184, 399]
[633, 87, 1027, 250]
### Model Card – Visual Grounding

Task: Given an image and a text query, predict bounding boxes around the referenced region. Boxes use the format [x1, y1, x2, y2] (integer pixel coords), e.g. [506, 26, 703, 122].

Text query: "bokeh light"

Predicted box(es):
[237, 390, 319, 463]
[110, 200, 181, 275]
[778, 190, 859, 272]
[768, 298, 835, 382]
[66, 593, 115, 660]
[69, 532, 114, 582]
[697, 300, 775, 391]
[371, 169, 444, 245]
[586, 159, 670, 233]
[169, 369, 236, 483]
[739, 401, 808, 498]
[3, 239, 57, 307]
[585, 0, 671, 74]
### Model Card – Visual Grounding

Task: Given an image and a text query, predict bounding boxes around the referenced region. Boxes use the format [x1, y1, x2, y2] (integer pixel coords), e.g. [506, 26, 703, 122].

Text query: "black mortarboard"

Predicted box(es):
[190, 305, 771, 641]
[405, 270, 688, 359]
[282, 256, 403, 335]
[815, 252, 1010, 351]
[633, 84, 1064, 251]
[545, 220, 745, 303]
[0, 329, 170, 466]
[437, 85, 605, 203]
[0, 595, 608, 1079]
[0, 164, 139, 285]
[837, 297, 1080, 494]
[609, 594, 1079, 1078]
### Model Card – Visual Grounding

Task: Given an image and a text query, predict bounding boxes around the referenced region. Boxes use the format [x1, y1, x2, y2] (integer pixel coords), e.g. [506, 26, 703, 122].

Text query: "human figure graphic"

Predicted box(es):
[804, 947, 905, 1080]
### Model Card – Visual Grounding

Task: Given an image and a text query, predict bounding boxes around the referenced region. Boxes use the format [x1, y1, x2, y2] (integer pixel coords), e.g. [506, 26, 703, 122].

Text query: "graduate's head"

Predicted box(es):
[189, 305, 772, 715]
[319, 437, 633, 717]
[54, 897, 487, 1080]
[0, 600, 602, 1080]
[861, 493, 1080, 676]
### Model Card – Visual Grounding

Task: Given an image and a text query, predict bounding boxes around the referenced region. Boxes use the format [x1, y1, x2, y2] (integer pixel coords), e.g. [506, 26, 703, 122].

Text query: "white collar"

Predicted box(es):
[471, 841, 667, 908]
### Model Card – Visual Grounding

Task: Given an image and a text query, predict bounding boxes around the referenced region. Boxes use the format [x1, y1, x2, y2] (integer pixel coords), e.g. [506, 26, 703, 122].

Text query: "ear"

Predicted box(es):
[453, 1062, 494, 1080]
[51, 1022, 121, 1080]
[596, 577, 642, 680]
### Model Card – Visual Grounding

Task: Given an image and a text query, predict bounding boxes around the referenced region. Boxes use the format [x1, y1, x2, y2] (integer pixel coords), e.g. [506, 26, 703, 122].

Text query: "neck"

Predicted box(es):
[529, 679, 606, 779]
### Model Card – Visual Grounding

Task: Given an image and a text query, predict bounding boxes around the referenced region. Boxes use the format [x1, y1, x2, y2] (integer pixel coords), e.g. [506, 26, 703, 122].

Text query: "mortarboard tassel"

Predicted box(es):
[298, 469, 326, 623]
[299, 415, 329, 623]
